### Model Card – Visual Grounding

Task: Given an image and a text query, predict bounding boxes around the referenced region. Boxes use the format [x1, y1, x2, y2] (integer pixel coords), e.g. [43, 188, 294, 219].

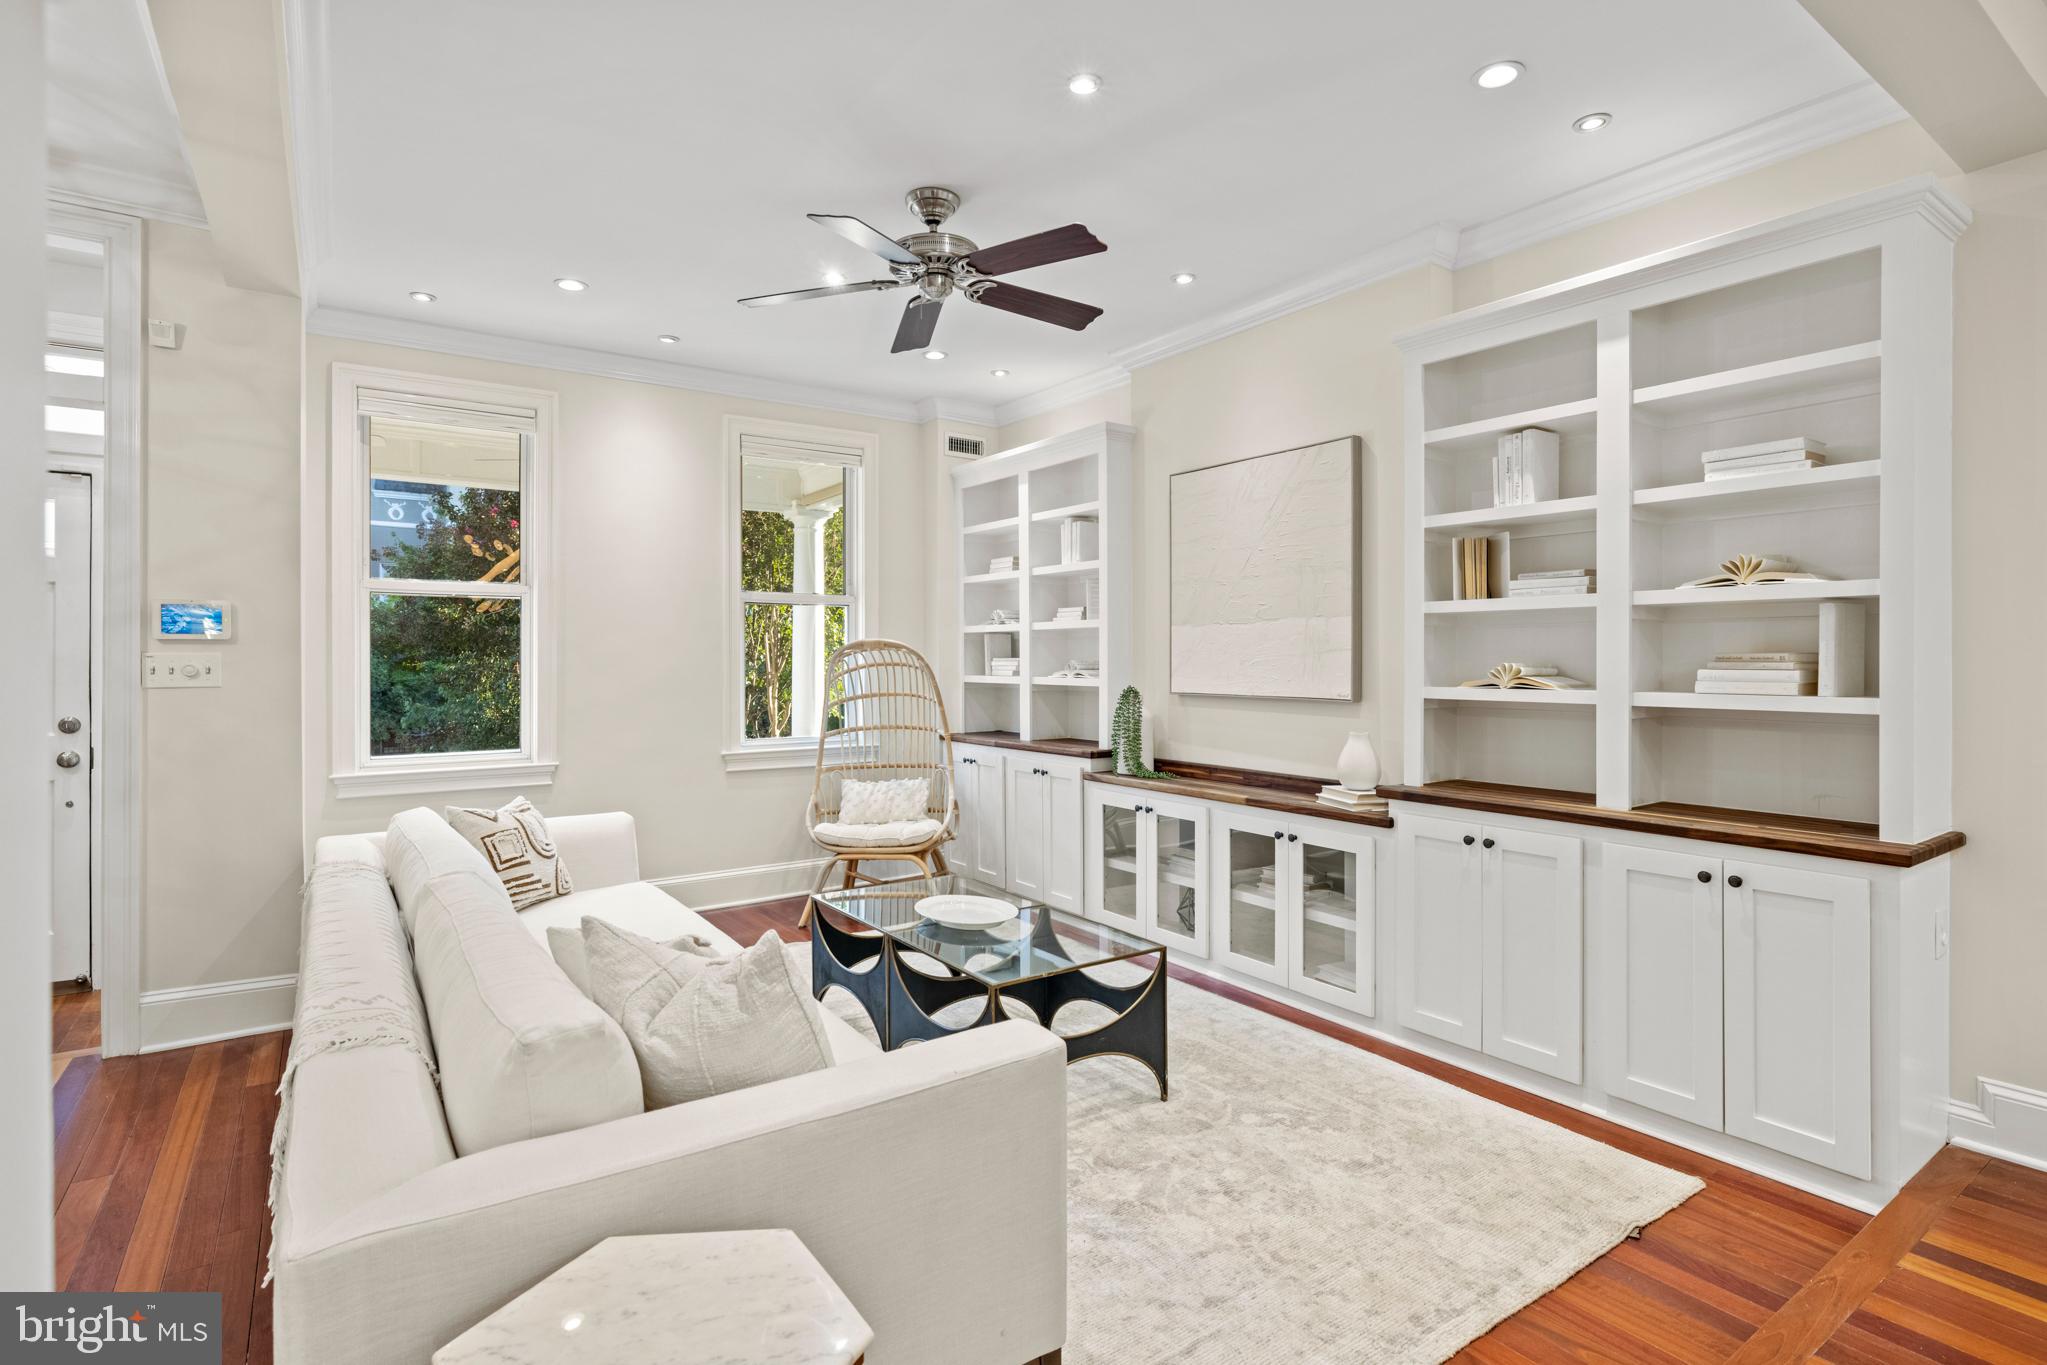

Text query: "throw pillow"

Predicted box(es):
[581, 917, 834, 1108]
[444, 797, 572, 911]
[838, 776, 930, 825]
[546, 923, 717, 1000]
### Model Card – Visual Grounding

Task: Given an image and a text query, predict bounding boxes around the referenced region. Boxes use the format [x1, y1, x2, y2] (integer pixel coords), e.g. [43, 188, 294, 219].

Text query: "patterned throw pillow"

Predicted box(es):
[837, 776, 930, 825]
[444, 797, 573, 910]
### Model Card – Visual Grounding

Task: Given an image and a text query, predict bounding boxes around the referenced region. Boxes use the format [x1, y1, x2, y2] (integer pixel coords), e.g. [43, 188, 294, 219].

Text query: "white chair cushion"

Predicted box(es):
[838, 777, 931, 824]
[386, 809, 643, 1156]
[582, 920, 835, 1109]
[813, 817, 945, 848]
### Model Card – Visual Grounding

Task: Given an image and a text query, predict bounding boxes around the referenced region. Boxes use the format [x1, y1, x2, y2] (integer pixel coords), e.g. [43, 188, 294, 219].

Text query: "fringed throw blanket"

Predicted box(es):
[267, 861, 439, 1281]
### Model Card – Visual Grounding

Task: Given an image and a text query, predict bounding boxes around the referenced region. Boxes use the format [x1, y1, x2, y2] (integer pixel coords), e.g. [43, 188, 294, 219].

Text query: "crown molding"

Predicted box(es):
[912, 396, 999, 427]
[307, 306, 935, 424]
[282, 0, 331, 303]
[47, 178, 207, 231]
[992, 365, 1132, 428]
[1107, 223, 1460, 375]
[1454, 81, 1909, 267]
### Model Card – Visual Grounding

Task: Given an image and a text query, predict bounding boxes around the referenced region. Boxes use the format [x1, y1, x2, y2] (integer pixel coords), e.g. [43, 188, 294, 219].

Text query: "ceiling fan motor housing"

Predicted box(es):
[905, 185, 961, 229]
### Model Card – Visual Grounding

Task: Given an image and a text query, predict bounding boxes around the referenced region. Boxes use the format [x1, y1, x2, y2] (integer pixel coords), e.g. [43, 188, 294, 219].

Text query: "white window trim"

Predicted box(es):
[721, 414, 880, 771]
[328, 363, 559, 797]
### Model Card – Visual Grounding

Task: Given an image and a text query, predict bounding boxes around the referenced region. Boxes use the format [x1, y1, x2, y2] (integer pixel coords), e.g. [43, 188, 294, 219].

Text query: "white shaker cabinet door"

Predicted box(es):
[1480, 826, 1583, 1083]
[1602, 844, 1724, 1129]
[1396, 814, 1483, 1050]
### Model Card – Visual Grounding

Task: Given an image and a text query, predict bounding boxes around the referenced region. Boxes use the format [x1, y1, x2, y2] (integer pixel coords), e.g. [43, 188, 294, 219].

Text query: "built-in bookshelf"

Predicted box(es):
[950, 423, 1133, 746]
[1399, 179, 1967, 842]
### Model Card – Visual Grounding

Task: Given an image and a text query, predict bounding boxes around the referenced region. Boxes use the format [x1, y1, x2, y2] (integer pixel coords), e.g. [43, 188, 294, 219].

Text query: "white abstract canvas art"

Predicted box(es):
[1170, 437, 1359, 699]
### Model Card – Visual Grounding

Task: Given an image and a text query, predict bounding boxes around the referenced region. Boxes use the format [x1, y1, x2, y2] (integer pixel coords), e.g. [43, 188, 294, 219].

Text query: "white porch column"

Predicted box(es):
[788, 505, 832, 737]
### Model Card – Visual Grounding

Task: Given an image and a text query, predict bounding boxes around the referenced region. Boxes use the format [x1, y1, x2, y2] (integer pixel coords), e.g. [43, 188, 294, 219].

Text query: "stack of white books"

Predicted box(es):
[1493, 428, 1561, 506]
[1700, 437, 1828, 481]
[1060, 516, 1099, 564]
[1317, 785, 1390, 815]
[1507, 568, 1595, 597]
[987, 555, 1018, 574]
[987, 656, 1020, 677]
[1694, 651, 1818, 696]
[1083, 576, 1101, 620]
[1052, 605, 1087, 624]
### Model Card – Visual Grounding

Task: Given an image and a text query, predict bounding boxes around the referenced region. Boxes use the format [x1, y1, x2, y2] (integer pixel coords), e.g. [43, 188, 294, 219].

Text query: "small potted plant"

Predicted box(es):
[1112, 686, 1165, 779]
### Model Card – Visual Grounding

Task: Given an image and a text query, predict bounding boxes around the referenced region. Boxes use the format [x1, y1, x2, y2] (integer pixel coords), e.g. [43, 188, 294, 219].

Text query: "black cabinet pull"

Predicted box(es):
[1482, 837, 1496, 849]
[1287, 833, 1299, 843]
[1274, 830, 1284, 840]
[1728, 874, 1745, 889]
[1462, 834, 1475, 846]
[1697, 870, 1712, 883]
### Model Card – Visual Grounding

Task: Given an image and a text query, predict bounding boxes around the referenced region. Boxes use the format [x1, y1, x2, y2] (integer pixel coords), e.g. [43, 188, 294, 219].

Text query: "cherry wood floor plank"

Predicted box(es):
[69, 1055, 142, 1187]
[209, 1224, 260, 1365]
[52, 1174, 110, 1288]
[164, 1038, 253, 1274]
[117, 1044, 223, 1290]
[67, 1049, 190, 1291]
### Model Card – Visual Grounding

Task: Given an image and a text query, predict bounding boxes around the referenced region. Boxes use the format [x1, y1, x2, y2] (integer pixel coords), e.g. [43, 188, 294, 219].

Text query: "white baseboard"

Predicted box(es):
[138, 974, 296, 1053]
[1949, 1077, 2047, 1173]
[649, 856, 831, 912]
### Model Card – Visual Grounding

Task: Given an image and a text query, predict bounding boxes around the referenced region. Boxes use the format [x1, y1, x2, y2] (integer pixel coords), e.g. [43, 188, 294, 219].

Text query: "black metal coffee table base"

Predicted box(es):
[809, 902, 1169, 1101]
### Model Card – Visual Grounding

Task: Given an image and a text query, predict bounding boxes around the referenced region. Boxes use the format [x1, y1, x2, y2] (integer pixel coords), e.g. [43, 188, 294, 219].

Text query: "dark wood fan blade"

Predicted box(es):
[738, 279, 903, 307]
[890, 297, 943, 353]
[807, 213, 921, 267]
[974, 282, 1103, 331]
[966, 223, 1106, 277]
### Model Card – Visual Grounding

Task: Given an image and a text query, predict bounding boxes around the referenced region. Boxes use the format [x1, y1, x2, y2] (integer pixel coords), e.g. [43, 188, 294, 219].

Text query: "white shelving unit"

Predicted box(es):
[1399, 179, 1967, 842]
[950, 423, 1133, 745]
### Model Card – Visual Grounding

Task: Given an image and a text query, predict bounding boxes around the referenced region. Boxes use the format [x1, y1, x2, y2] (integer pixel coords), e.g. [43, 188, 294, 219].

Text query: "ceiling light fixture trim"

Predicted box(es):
[1573, 112, 1612, 132]
[554, 277, 588, 291]
[1473, 60, 1524, 89]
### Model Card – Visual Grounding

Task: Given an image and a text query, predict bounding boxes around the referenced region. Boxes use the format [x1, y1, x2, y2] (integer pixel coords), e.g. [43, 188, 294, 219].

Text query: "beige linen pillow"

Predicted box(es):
[545, 923, 717, 999]
[444, 797, 573, 910]
[581, 917, 834, 1108]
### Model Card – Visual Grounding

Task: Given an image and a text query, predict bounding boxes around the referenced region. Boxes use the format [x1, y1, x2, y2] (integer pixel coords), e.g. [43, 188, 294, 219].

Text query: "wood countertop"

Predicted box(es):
[1086, 760, 1395, 829]
[950, 730, 1112, 760]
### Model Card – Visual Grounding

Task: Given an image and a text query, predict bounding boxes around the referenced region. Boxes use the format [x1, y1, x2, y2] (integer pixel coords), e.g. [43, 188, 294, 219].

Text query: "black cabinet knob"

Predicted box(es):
[1482, 837, 1496, 849]
[1287, 833, 1299, 843]
[1462, 834, 1475, 846]
[1697, 870, 1712, 883]
[1274, 830, 1284, 840]
[1728, 874, 1744, 889]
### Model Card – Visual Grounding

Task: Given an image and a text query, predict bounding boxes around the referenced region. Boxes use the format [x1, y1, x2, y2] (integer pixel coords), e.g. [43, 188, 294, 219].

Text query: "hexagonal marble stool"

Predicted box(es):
[433, 1230, 873, 1364]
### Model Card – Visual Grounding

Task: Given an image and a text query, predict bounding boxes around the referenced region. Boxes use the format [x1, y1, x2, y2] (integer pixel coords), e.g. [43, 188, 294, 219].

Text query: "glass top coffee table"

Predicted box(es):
[810, 874, 1168, 1100]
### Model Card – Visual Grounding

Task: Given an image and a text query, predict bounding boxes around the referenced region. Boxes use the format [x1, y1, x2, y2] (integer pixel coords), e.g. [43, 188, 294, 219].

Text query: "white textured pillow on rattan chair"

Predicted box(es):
[837, 776, 930, 825]
[444, 796, 572, 911]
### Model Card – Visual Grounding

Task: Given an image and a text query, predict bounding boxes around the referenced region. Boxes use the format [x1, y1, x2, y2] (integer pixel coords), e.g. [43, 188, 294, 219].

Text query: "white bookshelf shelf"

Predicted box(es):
[1033, 675, 1101, 688]
[1631, 691, 1880, 716]
[963, 675, 1021, 687]
[1031, 500, 1101, 523]
[1032, 559, 1100, 578]
[964, 623, 1020, 634]
[1424, 595, 1598, 615]
[962, 570, 1020, 584]
[1034, 618, 1099, 630]
[1420, 686, 1596, 706]
[1632, 340, 1881, 421]
[1632, 462, 1881, 520]
[1423, 397, 1597, 454]
[961, 516, 1020, 536]
[1631, 578, 1880, 608]
[1424, 495, 1598, 535]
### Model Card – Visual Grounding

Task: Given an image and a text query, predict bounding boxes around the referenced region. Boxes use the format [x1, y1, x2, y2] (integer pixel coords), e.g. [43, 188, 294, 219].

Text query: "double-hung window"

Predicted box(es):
[725, 418, 876, 767]
[331, 366, 557, 795]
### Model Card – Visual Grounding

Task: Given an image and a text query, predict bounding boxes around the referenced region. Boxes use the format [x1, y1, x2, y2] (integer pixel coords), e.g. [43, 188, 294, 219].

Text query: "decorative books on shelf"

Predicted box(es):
[1459, 662, 1589, 690]
[987, 656, 1020, 677]
[1676, 555, 1827, 589]
[1059, 516, 1099, 565]
[1317, 785, 1390, 815]
[1451, 534, 1508, 599]
[1695, 652, 1818, 696]
[1508, 568, 1594, 598]
[1493, 428, 1560, 506]
[987, 555, 1018, 574]
[1700, 436, 1828, 482]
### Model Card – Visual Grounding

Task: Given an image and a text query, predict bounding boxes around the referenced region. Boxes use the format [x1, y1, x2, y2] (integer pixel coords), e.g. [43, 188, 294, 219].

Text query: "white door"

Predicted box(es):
[1143, 795, 1208, 957]
[1397, 814, 1482, 1048]
[1084, 785, 1146, 934]
[954, 749, 1005, 884]
[1480, 826, 1582, 1082]
[1602, 844, 1723, 1128]
[1724, 861, 1872, 1178]
[1040, 761, 1085, 913]
[1289, 821, 1376, 1014]
[1004, 758, 1047, 899]
[46, 472, 92, 984]
[1211, 807, 1288, 985]
[950, 750, 980, 879]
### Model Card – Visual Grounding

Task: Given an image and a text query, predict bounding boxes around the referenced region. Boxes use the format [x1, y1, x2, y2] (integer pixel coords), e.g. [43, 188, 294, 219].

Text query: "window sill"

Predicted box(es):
[722, 741, 829, 773]
[331, 759, 558, 799]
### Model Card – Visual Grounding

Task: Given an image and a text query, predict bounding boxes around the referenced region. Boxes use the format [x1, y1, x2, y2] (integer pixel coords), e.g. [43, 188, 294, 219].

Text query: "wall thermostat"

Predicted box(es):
[154, 599, 233, 641]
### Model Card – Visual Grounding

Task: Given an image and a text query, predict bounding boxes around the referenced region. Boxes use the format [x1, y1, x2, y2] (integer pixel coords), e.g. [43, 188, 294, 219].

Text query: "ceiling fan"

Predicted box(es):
[739, 187, 1107, 353]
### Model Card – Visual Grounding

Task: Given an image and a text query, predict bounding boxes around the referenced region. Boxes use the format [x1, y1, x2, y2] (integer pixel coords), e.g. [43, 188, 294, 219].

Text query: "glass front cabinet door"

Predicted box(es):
[1288, 821, 1377, 1014]
[1083, 786, 1210, 955]
[1211, 809, 1290, 986]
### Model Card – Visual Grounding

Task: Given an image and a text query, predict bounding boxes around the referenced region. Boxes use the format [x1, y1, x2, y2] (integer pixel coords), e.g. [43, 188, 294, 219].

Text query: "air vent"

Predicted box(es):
[945, 433, 986, 458]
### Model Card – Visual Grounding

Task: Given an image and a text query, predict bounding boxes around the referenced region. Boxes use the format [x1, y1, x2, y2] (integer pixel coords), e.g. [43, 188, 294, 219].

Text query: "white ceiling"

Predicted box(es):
[304, 0, 1876, 414]
[45, 0, 204, 225]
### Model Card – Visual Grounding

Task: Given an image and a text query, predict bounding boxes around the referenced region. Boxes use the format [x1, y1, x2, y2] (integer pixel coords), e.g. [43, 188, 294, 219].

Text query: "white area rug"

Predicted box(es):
[798, 946, 1702, 1364]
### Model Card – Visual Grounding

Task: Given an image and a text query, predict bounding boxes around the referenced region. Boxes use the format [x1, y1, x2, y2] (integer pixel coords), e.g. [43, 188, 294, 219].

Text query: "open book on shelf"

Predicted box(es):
[1676, 555, 1826, 590]
[1459, 662, 1590, 690]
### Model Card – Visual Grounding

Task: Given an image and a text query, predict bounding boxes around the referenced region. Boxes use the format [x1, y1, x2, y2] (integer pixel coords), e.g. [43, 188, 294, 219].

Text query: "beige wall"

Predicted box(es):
[142, 222, 305, 1003]
[995, 385, 1132, 451]
[303, 337, 941, 896]
[998, 125, 2047, 1102]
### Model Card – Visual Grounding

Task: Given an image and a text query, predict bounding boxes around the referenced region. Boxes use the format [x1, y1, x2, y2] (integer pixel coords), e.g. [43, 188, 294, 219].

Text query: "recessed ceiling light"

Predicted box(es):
[554, 277, 587, 292]
[990, 368, 1010, 377]
[1572, 112, 1612, 133]
[1172, 272, 1196, 286]
[1067, 72, 1102, 96]
[821, 269, 846, 287]
[657, 334, 679, 344]
[924, 349, 947, 360]
[1473, 60, 1524, 89]
[408, 291, 436, 303]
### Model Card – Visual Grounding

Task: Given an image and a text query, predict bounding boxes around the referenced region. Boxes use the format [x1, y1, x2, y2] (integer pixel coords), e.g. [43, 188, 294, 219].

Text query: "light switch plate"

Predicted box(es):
[144, 652, 222, 688]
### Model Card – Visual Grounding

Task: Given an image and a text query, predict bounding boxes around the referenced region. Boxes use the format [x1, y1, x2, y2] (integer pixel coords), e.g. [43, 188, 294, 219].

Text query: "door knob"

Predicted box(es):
[55, 751, 81, 769]
[57, 716, 82, 734]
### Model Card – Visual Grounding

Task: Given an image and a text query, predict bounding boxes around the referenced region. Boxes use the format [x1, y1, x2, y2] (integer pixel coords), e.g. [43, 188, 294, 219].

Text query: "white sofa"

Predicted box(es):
[275, 811, 1067, 1365]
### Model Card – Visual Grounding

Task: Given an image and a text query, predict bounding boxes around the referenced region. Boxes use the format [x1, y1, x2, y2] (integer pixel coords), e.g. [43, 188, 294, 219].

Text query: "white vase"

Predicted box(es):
[1335, 730, 1379, 793]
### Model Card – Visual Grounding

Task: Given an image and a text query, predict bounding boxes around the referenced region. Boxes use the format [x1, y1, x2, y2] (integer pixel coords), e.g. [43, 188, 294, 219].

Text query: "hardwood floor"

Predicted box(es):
[48, 909, 2047, 1364]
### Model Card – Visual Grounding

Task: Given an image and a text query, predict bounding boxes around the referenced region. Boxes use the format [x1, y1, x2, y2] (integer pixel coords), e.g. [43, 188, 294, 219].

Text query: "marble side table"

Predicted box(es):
[433, 1230, 872, 1365]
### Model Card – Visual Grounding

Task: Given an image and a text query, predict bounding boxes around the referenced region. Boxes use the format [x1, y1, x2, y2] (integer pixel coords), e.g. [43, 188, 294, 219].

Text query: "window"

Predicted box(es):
[724, 418, 878, 767]
[331, 366, 556, 795]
